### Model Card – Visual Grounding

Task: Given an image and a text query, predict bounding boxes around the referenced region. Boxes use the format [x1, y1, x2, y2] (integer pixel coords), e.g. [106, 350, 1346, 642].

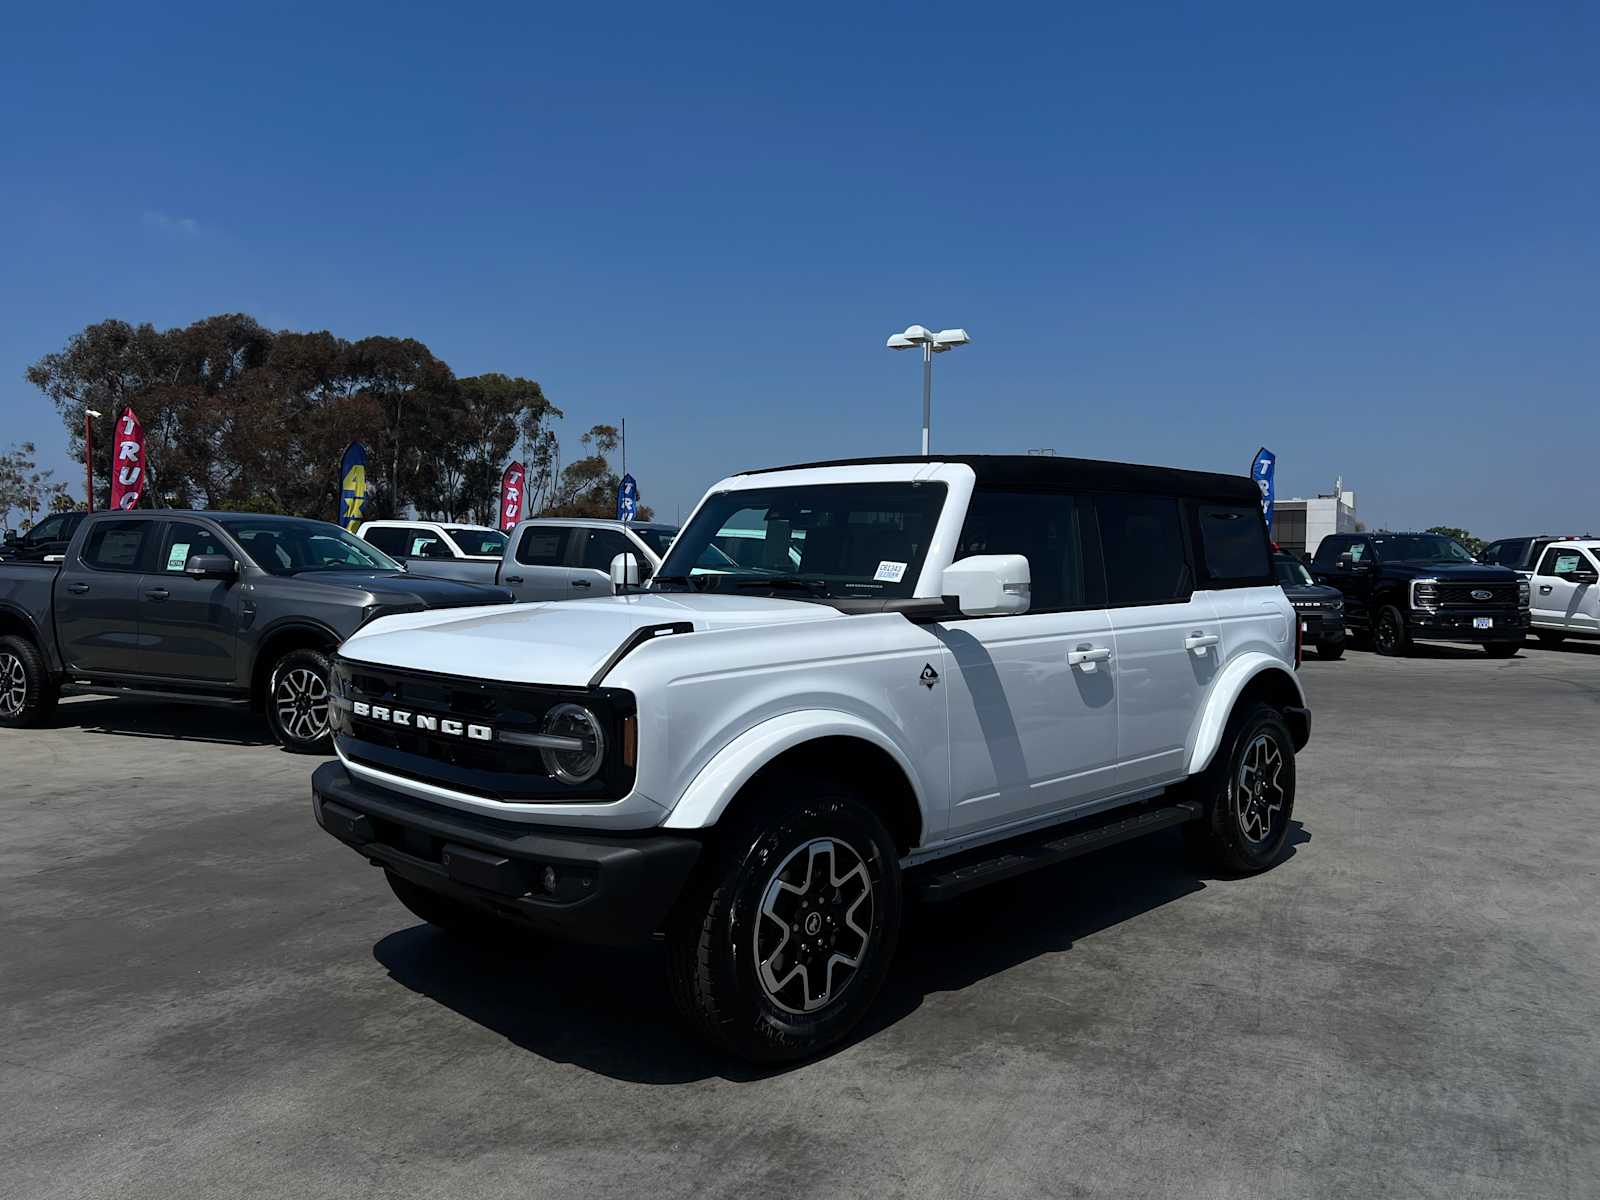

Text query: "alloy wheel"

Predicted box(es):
[1376, 611, 1399, 654]
[1235, 732, 1287, 844]
[754, 837, 875, 1014]
[274, 666, 330, 743]
[0, 652, 26, 717]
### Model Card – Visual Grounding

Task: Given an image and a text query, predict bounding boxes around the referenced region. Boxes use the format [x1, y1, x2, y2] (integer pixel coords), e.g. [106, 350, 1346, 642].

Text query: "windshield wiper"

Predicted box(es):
[731, 577, 833, 597]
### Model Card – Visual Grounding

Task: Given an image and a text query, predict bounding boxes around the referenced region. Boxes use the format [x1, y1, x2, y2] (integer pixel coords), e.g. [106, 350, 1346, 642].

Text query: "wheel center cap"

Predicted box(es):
[803, 912, 822, 936]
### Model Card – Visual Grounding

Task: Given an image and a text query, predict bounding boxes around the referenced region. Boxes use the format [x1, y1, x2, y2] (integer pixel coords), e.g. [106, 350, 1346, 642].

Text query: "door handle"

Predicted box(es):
[571, 579, 591, 588]
[145, 587, 170, 601]
[1067, 646, 1112, 672]
[1539, 585, 1553, 594]
[504, 575, 525, 584]
[1184, 632, 1221, 655]
[66, 582, 90, 594]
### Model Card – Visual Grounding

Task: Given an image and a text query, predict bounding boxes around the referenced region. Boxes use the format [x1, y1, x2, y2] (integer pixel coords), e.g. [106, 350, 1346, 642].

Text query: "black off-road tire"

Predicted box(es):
[0, 634, 58, 729]
[1484, 641, 1520, 658]
[1373, 606, 1410, 657]
[1316, 641, 1345, 661]
[666, 777, 902, 1063]
[1535, 631, 1566, 648]
[266, 647, 334, 753]
[1184, 702, 1296, 874]
[384, 871, 532, 946]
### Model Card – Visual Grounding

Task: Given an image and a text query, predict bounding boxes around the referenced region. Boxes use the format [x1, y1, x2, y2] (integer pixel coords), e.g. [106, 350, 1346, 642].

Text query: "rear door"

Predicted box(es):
[139, 519, 243, 682]
[54, 517, 157, 674]
[1099, 493, 1222, 792]
[500, 525, 574, 601]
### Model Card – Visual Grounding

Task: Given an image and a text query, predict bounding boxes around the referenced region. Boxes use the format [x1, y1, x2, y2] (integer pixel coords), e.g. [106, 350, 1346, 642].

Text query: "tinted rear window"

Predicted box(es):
[1197, 504, 1270, 582]
[1097, 494, 1192, 605]
[515, 528, 568, 566]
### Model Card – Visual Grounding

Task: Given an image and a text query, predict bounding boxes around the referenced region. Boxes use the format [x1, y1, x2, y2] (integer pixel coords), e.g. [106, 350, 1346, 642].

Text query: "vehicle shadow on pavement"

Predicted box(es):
[52, 697, 275, 746]
[371, 821, 1308, 1084]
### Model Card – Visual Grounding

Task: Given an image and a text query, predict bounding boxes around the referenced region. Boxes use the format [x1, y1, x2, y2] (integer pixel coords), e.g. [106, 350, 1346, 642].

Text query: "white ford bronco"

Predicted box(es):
[314, 454, 1310, 1060]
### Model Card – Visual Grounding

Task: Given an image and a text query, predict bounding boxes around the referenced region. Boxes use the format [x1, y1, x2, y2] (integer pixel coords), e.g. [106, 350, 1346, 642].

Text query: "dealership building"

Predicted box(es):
[1271, 481, 1358, 560]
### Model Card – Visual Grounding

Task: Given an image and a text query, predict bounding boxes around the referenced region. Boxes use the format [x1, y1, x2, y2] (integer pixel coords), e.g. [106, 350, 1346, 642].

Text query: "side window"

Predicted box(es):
[515, 527, 569, 566]
[157, 521, 229, 572]
[1311, 536, 1348, 568]
[1479, 541, 1504, 566]
[1095, 494, 1191, 606]
[361, 526, 411, 556]
[956, 489, 1095, 611]
[412, 533, 453, 559]
[79, 520, 153, 572]
[577, 528, 637, 573]
[1535, 546, 1564, 576]
[26, 515, 66, 545]
[1548, 550, 1587, 577]
[1346, 541, 1366, 563]
[1196, 504, 1270, 584]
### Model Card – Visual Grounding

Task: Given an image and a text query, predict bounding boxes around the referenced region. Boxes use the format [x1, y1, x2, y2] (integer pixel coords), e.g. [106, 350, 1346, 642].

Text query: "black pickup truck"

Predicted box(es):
[1309, 532, 1529, 657]
[0, 511, 513, 750]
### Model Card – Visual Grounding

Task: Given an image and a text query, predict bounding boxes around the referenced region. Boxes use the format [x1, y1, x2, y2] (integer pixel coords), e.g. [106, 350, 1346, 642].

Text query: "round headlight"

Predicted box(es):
[539, 703, 606, 784]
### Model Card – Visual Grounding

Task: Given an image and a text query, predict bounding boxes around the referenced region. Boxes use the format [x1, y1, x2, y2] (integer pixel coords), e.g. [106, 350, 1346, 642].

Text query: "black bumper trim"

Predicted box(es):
[312, 762, 701, 945]
[1408, 609, 1529, 641]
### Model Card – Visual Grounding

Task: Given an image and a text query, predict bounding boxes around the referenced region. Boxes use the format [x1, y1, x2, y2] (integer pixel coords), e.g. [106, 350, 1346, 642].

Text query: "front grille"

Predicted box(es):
[1414, 582, 1520, 609]
[330, 659, 635, 803]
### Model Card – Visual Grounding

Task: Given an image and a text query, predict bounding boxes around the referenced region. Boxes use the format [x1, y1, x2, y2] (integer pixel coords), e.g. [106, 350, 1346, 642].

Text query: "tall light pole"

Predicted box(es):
[84, 409, 102, 512]
[886, 325, 970, 454]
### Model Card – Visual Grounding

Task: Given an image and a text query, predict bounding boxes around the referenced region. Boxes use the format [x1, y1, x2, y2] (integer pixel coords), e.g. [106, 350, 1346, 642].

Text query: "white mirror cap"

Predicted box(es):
[609, 552, 641, 587]
[942, 553, 1030, 616]
[932, 328, 971, 350]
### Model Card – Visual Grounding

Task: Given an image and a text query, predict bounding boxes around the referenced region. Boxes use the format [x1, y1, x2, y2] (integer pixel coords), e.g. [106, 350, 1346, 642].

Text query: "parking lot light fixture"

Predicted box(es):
[886, 324, 971, 454]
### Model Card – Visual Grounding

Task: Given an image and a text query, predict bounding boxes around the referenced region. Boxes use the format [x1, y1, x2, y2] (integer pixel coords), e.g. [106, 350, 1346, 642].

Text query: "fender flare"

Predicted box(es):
[662, 708, 928, 831]
[1187, 654, 1308, 776]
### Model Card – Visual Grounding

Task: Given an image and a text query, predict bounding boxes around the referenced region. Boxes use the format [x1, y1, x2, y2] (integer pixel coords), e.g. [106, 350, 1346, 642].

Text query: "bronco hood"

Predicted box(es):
[338, 591, 842, 686]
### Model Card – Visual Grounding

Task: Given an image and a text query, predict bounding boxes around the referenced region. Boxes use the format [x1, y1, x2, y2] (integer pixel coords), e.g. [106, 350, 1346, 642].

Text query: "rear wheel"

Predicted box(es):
[266, 647, 333, 753]
[667, 777, 902, 1062]
[0, 635, 58, 729]
[1185, 703, 1296, 874]
[1373, 606, 1409, 657]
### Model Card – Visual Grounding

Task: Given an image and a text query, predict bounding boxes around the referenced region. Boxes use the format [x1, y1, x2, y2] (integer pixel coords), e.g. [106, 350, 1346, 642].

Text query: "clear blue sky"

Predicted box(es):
[3, 2, 1596, 534]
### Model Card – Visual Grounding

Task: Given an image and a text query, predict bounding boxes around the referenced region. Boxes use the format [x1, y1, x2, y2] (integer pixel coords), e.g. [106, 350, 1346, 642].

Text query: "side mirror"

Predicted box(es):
[3, 529, 17, 545]
[941, 554, 1031, 616]
[186, 554, 238, 580]
[1571, 570, 1599, 586]
[610, 552, 641, 592]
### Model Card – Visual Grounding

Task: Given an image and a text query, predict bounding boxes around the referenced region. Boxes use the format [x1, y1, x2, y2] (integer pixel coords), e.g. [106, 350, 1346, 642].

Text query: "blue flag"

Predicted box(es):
[1250, 447, 1276, 529]
[340, 442, 368, 532]
[616, 473, 639, 523]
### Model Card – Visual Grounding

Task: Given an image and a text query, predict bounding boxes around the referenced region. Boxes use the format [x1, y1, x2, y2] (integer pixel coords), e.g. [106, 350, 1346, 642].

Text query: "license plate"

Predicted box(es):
[1474, 617, 1493, 630]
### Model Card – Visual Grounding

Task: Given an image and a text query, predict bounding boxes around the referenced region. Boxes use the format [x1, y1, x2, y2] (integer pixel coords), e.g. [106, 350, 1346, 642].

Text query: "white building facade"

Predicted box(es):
[1272, 484, 1357, 560]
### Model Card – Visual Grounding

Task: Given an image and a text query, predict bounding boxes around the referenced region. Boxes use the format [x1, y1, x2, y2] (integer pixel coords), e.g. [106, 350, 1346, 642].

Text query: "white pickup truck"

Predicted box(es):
[1528, 540, 1600, 646]
[314, 454, 1310, 1060]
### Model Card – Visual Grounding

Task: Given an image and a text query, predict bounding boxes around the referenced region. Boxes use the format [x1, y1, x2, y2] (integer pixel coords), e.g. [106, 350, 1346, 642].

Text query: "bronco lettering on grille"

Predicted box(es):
[352, 700, 492, 741]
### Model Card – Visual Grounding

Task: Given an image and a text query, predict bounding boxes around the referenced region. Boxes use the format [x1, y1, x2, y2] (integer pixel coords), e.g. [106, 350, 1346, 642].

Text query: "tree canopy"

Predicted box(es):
[0, 442, 70, 531]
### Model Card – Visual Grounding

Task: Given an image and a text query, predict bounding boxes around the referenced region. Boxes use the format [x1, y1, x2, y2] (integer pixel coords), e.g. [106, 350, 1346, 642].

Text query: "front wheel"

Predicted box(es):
[1373, 606, 1410, 657]
[266, 647, 334, 753]
[0, 635, 58, 729]
[1185, 703, 1296, 874]
[667, 779, 902, 1062]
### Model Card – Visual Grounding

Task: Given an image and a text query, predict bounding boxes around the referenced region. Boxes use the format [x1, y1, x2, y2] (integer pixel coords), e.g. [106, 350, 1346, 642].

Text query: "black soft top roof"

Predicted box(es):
[740, 454, 1260, 505]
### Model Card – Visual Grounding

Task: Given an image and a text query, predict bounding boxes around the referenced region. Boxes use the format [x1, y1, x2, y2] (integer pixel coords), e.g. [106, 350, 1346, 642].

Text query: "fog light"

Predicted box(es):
[542, 866, 558, 893]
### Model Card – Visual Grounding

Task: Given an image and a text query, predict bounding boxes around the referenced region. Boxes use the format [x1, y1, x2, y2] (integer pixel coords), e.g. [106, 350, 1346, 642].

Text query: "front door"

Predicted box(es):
[139, 520, 242, 681]
[54, 518, 156, 674]
[501, 526, 574, 601]
[1096, 493, 1223, 791]
[936, 488, 1118, 838]
[1532, 546, 1600, 635]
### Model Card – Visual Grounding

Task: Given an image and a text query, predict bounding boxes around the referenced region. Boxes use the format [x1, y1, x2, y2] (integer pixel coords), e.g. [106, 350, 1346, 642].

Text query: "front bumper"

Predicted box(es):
[312, 762, 701, 945]
[1407, 608, 1529, 642]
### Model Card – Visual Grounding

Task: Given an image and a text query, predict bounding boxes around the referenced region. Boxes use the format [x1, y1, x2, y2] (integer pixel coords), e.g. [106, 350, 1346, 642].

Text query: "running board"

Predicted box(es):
[913, 800, 1203, 903]
[62, 683, 251, 707]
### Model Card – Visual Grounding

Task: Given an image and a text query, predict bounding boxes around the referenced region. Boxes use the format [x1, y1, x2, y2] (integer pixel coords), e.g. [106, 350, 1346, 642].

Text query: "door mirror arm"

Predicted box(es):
[186, 555, 239, 580]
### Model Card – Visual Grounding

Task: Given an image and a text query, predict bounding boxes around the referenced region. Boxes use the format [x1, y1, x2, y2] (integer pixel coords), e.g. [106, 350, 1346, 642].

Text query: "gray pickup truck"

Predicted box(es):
[0, 511, 513, 751]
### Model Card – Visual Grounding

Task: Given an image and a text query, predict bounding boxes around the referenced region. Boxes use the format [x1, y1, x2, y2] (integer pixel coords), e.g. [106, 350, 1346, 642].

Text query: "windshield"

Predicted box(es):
[1275, 556, 1313, 587]
[216, 517, 403, 575]
[443, 527, 507, 557]
[655, 482, 947, 599]
[630, 526, 678, 557]
[1371, 535, 1476, 563]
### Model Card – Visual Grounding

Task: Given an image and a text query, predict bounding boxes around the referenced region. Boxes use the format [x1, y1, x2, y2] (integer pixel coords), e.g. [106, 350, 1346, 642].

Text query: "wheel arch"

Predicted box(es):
[1188, 656, 1308, 776]
[250, 619, 341, 709]
[662, 711, 927, 855]
[0, 602, 46, 654]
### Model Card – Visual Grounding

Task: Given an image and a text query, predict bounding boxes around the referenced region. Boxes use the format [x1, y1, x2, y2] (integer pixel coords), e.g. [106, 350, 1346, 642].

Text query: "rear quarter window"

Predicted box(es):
[515, 528, 568, 566]
[1196, 504, 1271, 584]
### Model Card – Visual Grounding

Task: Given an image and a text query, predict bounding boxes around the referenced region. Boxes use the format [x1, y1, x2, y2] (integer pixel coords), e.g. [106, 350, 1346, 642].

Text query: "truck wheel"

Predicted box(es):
[1316, 641, 1345, 660]
[1373, 606, 1410, 657]
[667, 779, 902, 1063]
[0, 635, 58, 729]
[267, 647, 334, 753]
[1483, 641, 1520, 658]
[1185, 702, 1296, 874]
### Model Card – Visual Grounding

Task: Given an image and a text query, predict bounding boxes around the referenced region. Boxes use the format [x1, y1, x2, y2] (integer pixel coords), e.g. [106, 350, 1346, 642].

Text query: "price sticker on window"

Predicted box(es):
[166, 542, 190, 572]
[873, 561, 908, 583]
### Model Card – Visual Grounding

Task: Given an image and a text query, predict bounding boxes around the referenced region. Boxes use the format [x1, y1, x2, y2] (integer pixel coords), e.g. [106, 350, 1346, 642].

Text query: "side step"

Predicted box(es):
[913, 800, 1203, 903]
[62, 683, 252, 707]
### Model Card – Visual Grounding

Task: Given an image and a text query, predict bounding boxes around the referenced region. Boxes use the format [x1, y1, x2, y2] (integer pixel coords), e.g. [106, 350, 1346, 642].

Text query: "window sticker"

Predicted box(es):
[873, 560, 908, 583]
[1554, 553, 1582, 575]
[166, 542, 191, 572]
[411, 537, 430, 556]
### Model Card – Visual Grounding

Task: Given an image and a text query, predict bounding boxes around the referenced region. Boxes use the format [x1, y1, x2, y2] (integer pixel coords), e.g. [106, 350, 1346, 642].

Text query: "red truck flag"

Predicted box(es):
[109, 407, 147, 510]
[499, 461, 526, 532]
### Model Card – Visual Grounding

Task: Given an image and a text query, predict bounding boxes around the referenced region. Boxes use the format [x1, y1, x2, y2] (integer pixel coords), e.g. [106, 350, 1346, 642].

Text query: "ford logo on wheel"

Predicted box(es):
[1471, 589, 1493, 601]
